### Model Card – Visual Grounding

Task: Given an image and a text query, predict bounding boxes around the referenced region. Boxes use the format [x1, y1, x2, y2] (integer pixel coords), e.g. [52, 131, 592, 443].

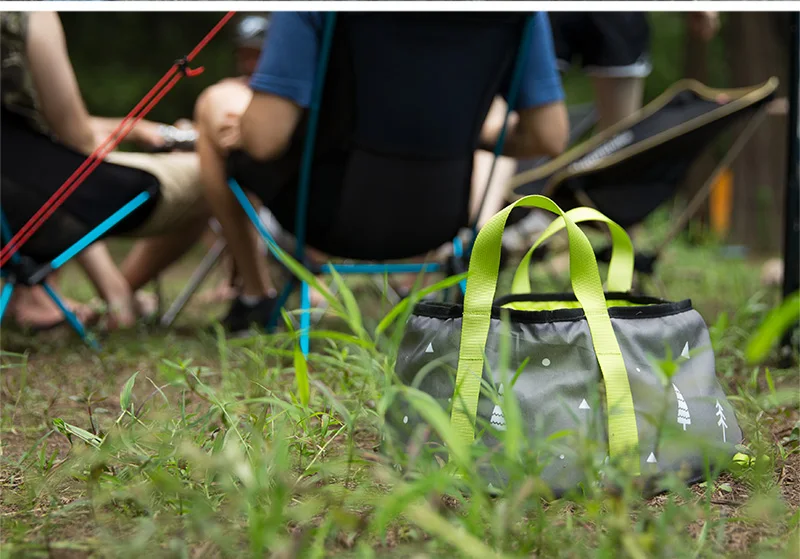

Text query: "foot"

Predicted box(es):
[7, 286, 95, 331]
[134, 291, 159, 320]
[89, 290, 158, 331]
[308, 279, 335, 308]
[196, 281, 240, 305]
[104, 298, 137, 330]
[216, 295, 277, 336]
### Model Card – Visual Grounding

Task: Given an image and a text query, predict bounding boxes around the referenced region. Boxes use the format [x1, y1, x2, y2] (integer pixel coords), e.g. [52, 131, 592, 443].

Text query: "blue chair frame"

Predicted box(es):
[227, 12, 535, 356]
[0, 191, 153, 349]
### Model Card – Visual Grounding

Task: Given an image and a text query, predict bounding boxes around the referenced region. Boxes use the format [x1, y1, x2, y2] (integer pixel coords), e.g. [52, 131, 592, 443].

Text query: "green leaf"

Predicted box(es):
[328, 266, 364, 338]
[746, 291, 799, 364]
[765, 368, 775, 396]
[120, 371, 138, 413]
[405, 388, 471, 471]
[375, 273, 467, 337]
[52, 419, 102, 448]
[267, 241, 345, 317]
[294, 343, 311, 409]
[405, 499, 510, 559]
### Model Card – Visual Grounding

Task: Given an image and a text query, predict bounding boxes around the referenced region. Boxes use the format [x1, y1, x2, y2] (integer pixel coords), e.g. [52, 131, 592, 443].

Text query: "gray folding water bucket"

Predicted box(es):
[386, 196, 743, 498]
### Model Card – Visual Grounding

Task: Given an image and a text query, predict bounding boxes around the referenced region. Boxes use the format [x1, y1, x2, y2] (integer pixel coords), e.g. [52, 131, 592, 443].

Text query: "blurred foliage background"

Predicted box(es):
[60, 11, 790, 254]
[62, 12, 239, 123]
[61, 12, 729, 122]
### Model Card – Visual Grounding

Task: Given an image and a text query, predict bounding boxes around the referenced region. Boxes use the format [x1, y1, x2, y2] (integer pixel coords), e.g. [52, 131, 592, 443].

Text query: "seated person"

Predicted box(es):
[203, 12, 569, 335]
[549, 11, 719, 131]
[191, 13, 278, 306]
[1, 11, 208, 330]
[498, 11, 721, 253]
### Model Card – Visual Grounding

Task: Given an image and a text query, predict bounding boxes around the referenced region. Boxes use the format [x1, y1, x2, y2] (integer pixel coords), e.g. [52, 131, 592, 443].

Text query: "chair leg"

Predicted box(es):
[160, 238, 227, 328]
[0, 281, 15, 323]
[452, 237, 468, 296]
[299, 281, 311, 357]
[268, 278, 296, 332]
[50, 191, 152, 271]
[228, 179, 313, 346]
[371, 275, 402, 306]
[40, 282, 99, 350]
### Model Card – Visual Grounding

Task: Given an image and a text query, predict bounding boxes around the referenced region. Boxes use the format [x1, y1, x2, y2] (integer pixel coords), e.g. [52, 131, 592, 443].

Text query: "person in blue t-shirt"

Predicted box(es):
[202, 12, 568, 334]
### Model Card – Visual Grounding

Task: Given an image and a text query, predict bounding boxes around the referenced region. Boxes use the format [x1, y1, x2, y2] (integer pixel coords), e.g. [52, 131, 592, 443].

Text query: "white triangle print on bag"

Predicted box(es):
[579, 399, 591, 410]
[490, 384, 506, 431]
[425, 342, 434, 354]
[680, 342, 690, 360]
[647, 452, 658, 464]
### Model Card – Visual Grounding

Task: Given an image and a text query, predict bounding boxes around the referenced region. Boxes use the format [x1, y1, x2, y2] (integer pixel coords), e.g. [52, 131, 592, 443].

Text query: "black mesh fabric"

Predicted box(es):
[1, 109, 160, 264]
[229, 13, 529, 260]
[514, 88, 775, 228]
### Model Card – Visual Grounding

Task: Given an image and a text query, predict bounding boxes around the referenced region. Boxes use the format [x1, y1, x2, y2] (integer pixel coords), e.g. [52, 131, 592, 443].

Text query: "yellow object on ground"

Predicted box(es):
[710, 168, 733, 237]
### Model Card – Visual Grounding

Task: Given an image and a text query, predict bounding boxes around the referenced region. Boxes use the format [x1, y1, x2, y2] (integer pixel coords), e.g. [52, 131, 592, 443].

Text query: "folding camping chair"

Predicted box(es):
[0, 108, 162, 348]
[507, 78, 779, 290]
[216, 12, 543, 356]
[160, 103, 599, 329]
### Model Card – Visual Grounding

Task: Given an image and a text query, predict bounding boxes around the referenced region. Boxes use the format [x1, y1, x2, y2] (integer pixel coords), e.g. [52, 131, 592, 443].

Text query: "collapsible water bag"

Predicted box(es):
[387, 196, 742, 497]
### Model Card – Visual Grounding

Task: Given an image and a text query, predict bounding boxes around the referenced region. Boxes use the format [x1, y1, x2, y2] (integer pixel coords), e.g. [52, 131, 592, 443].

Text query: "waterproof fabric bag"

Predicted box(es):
[387, 195, 742, 497]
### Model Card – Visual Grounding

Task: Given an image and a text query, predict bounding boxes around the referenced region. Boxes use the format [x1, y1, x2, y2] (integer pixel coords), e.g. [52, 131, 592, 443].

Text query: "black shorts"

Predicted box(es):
[549, 12, 651, 78]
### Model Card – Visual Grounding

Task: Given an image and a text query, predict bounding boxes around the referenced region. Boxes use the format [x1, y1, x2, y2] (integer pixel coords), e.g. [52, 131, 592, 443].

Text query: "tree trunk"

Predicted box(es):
[724, 13, 790, 255]
[679, 22, 715, 241]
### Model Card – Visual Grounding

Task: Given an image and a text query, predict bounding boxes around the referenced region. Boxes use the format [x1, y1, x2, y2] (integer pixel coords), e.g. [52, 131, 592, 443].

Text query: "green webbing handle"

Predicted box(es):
[511, 207, 635, 295]
[450, 195, 640, 474]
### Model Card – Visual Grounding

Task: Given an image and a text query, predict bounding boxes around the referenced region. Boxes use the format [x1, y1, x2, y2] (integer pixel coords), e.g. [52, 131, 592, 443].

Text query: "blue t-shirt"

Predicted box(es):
[250, 12, 564, 111]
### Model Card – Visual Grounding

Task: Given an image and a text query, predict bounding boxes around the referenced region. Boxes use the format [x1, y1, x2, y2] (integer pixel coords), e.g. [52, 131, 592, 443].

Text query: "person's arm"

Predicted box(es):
[240, 12, 320, 162]
[483, 12, 569, 159]
[240, 94, 302, 161]
[25, 12, 97, 154]
[25, 13, 178, 154]
[89, 117, 175, 151]
[480, 100, 568, 159]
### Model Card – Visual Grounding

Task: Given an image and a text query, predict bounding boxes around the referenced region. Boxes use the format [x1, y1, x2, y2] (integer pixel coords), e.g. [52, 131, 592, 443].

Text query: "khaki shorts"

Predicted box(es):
[103, 150, 208, 237]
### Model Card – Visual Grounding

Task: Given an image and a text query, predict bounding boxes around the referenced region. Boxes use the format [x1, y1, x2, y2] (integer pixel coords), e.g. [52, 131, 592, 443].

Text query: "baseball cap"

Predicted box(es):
[234, 14, 270, 50]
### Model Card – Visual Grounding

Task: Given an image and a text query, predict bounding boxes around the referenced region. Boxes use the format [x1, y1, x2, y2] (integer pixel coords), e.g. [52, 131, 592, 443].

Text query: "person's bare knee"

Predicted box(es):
[194, 78, 252, 152]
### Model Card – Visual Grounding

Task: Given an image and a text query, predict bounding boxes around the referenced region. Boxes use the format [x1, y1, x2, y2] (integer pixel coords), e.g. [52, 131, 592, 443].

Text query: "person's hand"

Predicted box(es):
[133, 120, 171, 150]
[139, 120, 198, 151]
[216, 112, 243, 151]
[687, 11, 720, 42]
[173, 118, 195, 131]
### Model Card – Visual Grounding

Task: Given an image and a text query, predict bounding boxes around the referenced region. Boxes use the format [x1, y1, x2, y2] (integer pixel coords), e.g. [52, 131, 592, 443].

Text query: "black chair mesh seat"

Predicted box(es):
[514, 86, 776, 229]
[1, 109, 160, 264]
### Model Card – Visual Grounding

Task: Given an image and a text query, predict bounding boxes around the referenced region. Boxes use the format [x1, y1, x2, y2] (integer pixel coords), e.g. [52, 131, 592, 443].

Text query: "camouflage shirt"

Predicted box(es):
[1, 12, 52, 136]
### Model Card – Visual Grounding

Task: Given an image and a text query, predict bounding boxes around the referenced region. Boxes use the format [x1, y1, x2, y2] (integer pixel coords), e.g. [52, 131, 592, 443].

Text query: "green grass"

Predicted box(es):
[1, 227, 798, 558]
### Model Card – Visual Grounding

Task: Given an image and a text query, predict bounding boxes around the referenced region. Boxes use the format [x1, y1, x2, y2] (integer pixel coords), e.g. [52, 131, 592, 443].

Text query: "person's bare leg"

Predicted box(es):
[201, 167, 269, 299]
[195, 80, 274, 299]
[76, 242, 136, 327]
[119, 220, 208, 294]
[470, 97, 520, 225]
[591, 75, 648, 245]
[590, 75, 645, 132]
[472, 150, 519, 229]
